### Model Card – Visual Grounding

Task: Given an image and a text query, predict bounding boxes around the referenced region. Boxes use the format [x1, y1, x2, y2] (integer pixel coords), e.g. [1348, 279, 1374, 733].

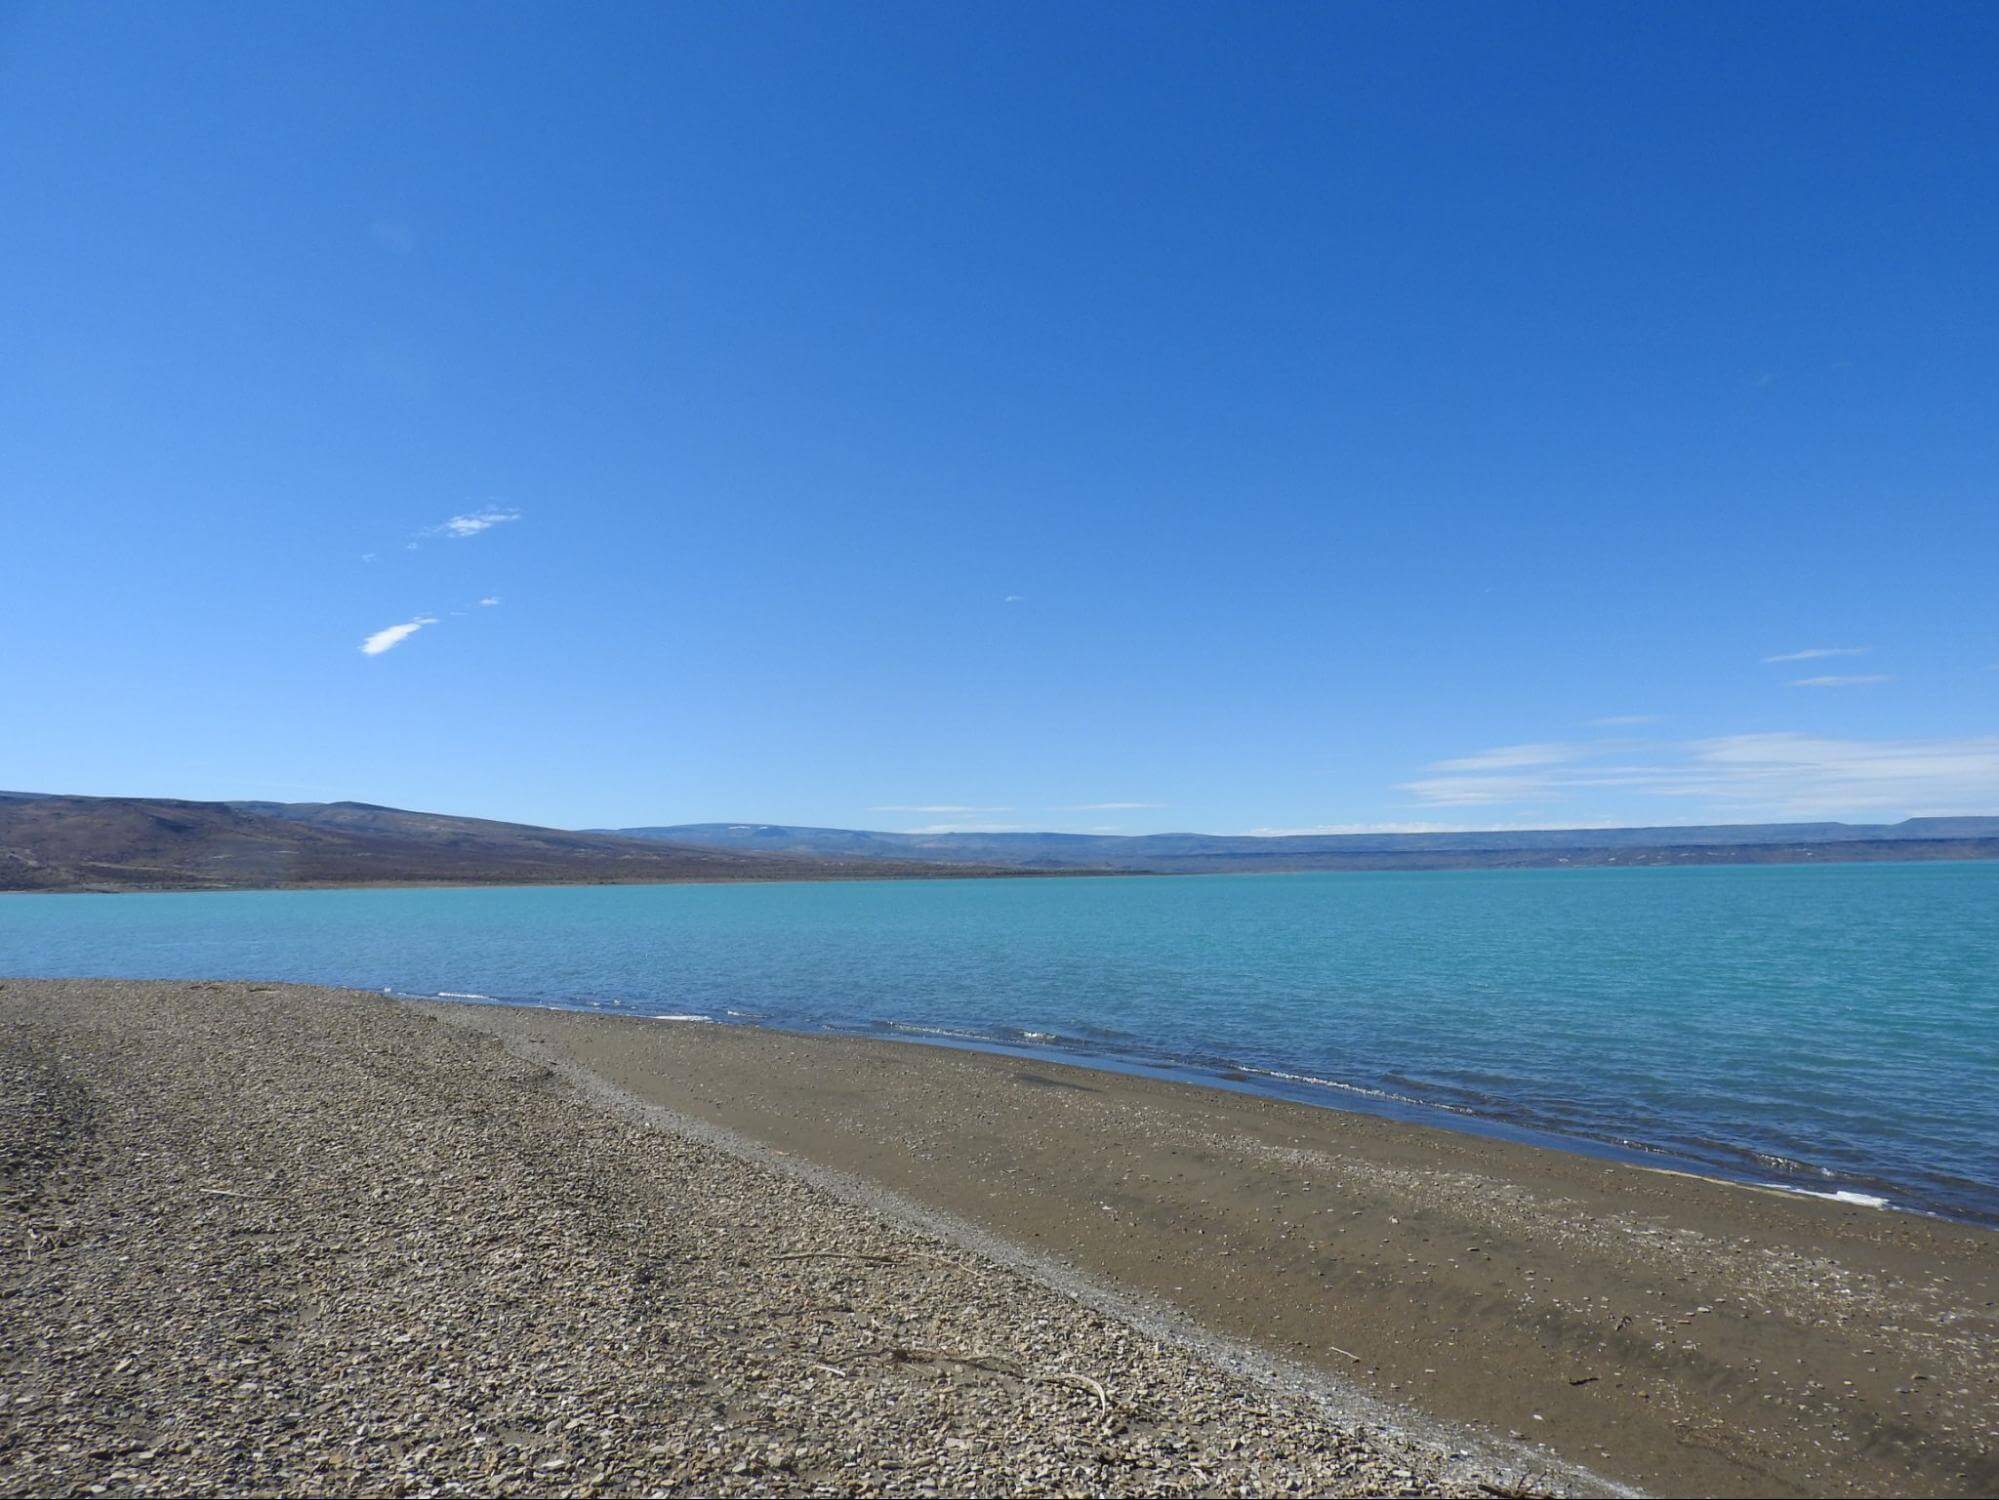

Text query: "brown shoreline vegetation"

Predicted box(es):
[4, 981, 1994, 1498]
[2, 979, 1560, 1498]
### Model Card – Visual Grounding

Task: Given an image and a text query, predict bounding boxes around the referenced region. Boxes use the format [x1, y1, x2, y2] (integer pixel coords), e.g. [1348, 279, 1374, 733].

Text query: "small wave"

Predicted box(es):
[1611, 1136, 1679, 1158]
[436, 991, 493, 1001]
[883, 1020, 995, 1042]
[1753, 1151, 1835, 1178]
[1238, 1064, 1478, 1116]
[1787, 1186, 1892, 1210]
[648, 1013, 715, 1023]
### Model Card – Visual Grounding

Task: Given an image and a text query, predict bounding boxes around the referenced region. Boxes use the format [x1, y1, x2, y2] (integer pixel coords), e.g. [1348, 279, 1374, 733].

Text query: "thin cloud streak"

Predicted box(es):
[869, 804, 1011, 814]
[1790, 674, 1891, 687]
[1429, 742, 1585, 773]
[1400, 732, 1999, 818]
[1763, 646, 1870, 663]
[1245, 822, 1483, 837]
[433, 508, 521, 539]
[359, 616, 437, 656]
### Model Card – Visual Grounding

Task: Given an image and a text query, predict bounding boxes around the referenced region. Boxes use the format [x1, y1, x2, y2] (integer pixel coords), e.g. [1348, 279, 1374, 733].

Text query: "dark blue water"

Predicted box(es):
[4, 863, 1995, 1222]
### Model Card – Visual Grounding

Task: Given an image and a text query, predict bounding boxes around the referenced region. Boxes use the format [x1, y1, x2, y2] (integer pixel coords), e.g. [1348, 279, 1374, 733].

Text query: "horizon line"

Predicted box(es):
[7, 788, 1995, 842]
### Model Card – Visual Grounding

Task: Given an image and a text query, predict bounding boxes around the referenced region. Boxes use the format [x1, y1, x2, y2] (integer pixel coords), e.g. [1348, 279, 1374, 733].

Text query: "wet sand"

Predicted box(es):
[422, 999, 1999, 1498]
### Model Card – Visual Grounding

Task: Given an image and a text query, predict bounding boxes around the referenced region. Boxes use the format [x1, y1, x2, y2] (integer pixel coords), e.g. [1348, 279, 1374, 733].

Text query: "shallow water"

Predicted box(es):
[5, 862, 1995, 1222]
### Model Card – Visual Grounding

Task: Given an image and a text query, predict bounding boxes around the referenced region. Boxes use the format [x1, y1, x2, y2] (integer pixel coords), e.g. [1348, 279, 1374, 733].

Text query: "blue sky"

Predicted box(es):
[3, 1, 1995, 834]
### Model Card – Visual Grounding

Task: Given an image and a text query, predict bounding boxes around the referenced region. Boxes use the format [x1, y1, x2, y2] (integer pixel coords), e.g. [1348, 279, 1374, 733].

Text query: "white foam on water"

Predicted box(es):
[436, 991, 493, 1000]
[1249, 1065, 1391, 1098]
[1241, 1064, 1477, 1116]
[884, 1021, 990, 1042]
[649, 1013, 714, 1023]
[1788, 1186, 1892, 1210]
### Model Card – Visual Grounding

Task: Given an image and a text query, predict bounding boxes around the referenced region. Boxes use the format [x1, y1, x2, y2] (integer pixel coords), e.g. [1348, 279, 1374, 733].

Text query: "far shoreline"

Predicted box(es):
[0, 866, 1125, 896]
[9, 851, 1999, 897]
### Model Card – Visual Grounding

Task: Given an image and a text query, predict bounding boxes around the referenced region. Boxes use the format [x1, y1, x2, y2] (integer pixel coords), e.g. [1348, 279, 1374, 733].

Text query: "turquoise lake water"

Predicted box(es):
[4, 862, 1995, 1222]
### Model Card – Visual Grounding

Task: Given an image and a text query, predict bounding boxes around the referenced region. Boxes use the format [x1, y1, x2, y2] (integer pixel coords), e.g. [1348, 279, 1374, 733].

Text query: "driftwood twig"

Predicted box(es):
[891, 1348, 1112, 1411]
[773, 1251, 900, 1265]
[890, 1346, 1025, 1378]
[1033, 1371, 1110, 1411]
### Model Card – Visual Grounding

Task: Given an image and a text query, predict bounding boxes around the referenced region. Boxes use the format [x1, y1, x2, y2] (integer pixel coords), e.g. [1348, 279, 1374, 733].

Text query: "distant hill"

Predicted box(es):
[606, 817, 1999, 873]
[0, 794, 1027, 893]
[10, 794, 1993, 892]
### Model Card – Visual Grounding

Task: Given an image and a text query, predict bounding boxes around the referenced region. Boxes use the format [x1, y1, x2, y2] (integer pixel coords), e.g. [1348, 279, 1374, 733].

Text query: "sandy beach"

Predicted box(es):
[427, 999, 1998, 1499]
[4, 980, 1994, 1497]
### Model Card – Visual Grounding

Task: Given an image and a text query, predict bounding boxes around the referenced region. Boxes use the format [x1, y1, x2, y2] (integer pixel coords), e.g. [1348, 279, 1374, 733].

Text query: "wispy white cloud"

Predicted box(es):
[1430, 742, 1586, 773]
[870, 804, 1012, 815]
[1245, 822, 1487, 837]
[478, 596, 501, 607]
[877, 800, 1162, 817]
[1687, 733, 1999, 814]
[360, 616, 437, 656]
[1789, 674, 1891, 688]
[1400, 732, 1999, 818]
[1588, 714, 1662, 727]
[432, 507, 521, 539]
[1003, 594, 1025, 604]
[1398, 774, 1578, 807]
[1763, 646, 1869, 664]
[901, 823, 1027, 835]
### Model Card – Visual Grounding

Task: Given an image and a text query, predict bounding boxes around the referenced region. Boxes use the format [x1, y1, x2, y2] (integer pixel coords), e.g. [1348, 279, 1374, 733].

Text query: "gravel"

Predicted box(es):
[0, 979, 1544, 1497]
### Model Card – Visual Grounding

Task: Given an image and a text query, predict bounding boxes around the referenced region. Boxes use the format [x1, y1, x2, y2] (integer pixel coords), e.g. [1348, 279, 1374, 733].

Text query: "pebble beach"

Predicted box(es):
[1, 979, 1543, 1498]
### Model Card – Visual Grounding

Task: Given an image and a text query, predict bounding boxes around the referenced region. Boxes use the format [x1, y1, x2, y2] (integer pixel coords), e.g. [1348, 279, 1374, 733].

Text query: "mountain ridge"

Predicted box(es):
[8, 791, 1996, 891]
[604, 816, 1999, 873]
[0, 793, 1039, 892]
